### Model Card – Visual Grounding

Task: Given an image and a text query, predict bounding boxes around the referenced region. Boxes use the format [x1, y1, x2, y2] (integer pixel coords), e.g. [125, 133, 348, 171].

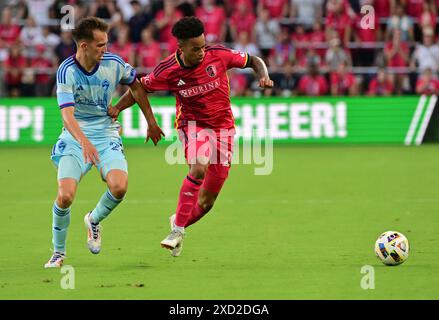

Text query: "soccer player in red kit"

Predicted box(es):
[109, 17, 273, 256]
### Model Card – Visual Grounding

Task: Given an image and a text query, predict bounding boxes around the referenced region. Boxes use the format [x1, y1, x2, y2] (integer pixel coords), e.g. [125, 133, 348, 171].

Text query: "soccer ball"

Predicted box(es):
[374, 231, 409, 266]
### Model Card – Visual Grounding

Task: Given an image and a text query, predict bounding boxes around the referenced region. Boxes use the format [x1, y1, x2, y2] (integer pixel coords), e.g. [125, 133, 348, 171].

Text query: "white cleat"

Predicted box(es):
[169, 214, 183, 257]
[44, 252, 65, 268]
[84, 212, 102, 254]
[161, 228, 184, 255]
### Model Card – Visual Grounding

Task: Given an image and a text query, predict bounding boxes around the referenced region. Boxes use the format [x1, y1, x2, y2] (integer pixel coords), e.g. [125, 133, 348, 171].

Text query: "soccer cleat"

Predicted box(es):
[169, 214, 183, 257]
[44, 251, 65, 268]
[84, 212, 102, 254]
[161, 228, 184, 254]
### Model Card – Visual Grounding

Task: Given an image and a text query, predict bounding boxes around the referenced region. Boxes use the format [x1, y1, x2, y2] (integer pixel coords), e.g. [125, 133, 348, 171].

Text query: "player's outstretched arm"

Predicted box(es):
[129, 78, 165, 146]
[247, 55, 274, 89]
[61, 107, 100, 165]
[108, 89, 136, 120]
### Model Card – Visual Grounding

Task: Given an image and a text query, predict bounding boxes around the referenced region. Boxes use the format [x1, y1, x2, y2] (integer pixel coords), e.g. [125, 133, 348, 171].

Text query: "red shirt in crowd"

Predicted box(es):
[384, 41, 410, 67]
[4, 54, 26, 85]
[0, 24, 21, 46]
[330, 71, 356, 95]
[260, 0, 287, 18]
[298, 75, 328, 96]
[136, 41, 161, 69]
[195, 5, 226, 43]
[109, 42, 134, 63]
[416, 77, 439, 95]
[368, 78, 394, 96]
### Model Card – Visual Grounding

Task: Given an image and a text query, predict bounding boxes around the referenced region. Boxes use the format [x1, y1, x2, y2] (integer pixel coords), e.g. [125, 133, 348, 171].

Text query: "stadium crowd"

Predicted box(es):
[1, 0, 439, 98]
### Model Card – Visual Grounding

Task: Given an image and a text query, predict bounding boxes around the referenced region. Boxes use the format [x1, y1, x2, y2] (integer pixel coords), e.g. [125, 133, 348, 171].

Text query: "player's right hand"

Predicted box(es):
[107, 106, 120, 122]
[81, 140, 100, 165]
[146, 124, 165, 146]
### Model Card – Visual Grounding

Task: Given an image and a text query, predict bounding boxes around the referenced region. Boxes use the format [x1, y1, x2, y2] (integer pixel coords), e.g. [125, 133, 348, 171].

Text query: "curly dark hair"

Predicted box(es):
[72, 17, 109, 42]
[171, 16, 204, 41]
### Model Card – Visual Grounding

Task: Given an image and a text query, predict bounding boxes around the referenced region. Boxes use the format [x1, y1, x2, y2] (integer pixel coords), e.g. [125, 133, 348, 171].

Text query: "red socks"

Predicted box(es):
[174, 174, 203, 227]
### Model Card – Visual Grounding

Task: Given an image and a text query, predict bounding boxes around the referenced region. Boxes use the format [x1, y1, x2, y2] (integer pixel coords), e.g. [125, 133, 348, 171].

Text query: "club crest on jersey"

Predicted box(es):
[206, 65, 217, 77]
[102, 79, 110, 91]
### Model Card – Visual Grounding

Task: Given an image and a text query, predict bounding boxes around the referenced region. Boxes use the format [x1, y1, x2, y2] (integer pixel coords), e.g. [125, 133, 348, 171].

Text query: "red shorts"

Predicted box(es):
[178, 125, 235, 192]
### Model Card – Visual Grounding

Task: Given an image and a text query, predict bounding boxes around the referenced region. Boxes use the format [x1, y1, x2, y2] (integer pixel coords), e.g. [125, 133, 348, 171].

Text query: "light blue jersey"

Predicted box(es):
[56, 52, 136, 140]
[52, 52, 135, 181]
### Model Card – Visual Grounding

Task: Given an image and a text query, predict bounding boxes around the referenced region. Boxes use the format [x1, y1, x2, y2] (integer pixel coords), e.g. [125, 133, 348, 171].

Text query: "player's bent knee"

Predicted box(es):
[108, 180, 128, 199]
[190, 164, 208, 180]
[57, 190, 75, 208]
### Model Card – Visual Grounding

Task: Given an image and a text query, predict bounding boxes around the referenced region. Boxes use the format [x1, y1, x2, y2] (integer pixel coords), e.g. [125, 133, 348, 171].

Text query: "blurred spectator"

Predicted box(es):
[418, 1, 437, 32]
[291, 24, 309, 65]
[0, 7, 21, 47]
[109, 25, 135, 66]
[273, 61, 298, 97]
[10, 0, 29, 21]
[30, 44, 54, 96]
[25, 0, 54, 25]
[384, 29, 410, 68]
[90, 0, 117, 20]
[410, 28, 439, 73]
[298, 48, 324, 70]
[309, 21, 326, 59]
[195, 0, 226, 43]
[116, 0, 148, 21]
[297, 61, 328, 96]
[257, 0, 289, 19]
[268, 27, 295, 71]
[20, 17, 43, 58]
[223, 0, 253, 17]
[374, 0, 394, 18]
[229, 0, 256, 43]
[54, 31, 76, 64]
[401, 0, 424, 18]
[128, 0, 153, 43]
[416, 68, 439, 95]
[325, 0, 354, 45]
[254, 7, 280, 59]
[367, 68, 395, 96]
[386, 3, 414, 42]
[384, 29, 410, 94]
[325, 34, 352, 71]
[233, 31, 260, 57]
[3, 44, 26, 97]
[289, 0, 323, 28]
[40, 26, 61, 51]
[136, 26, 161, 72]
[155, 0, 183, 54]
[330, 61, 358, 96]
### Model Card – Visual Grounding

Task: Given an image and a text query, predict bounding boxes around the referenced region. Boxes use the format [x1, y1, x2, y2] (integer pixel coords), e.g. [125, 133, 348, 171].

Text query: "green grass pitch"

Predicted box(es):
[0, 145, 438, 299]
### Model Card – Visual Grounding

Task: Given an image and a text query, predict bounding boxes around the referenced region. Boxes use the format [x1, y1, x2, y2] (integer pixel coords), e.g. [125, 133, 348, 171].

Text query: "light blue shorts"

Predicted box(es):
[50, 136, 128, 182]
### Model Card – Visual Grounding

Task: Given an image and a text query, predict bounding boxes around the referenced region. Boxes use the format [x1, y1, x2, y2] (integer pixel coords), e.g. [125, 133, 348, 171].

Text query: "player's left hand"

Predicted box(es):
[107, 106, 120, 122]
[146, 123, 165, 146]
[259, 77, 274, 89]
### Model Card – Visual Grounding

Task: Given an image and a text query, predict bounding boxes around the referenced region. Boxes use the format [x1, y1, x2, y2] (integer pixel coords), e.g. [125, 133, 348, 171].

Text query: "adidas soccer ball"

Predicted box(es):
[374, 231, 409, 266]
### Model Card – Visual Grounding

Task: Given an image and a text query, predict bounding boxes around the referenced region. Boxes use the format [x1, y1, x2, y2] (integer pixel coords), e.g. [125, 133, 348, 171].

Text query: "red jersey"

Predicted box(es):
[141, 45, 250, 129]
[330, 72, 356, 95]
[416, 78, 439, 95]
[368, 78, 394, 96]
[136, 41, 161, 69]
[298, 75, 328, 96]
[195, 6, 226, 43]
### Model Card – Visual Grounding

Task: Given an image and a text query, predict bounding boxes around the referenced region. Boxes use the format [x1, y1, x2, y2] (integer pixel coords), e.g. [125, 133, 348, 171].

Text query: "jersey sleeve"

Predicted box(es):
[140, 71, 169, 93]
[56, 67, 75, 109]
[119, 62, 137, 85]
[219, 47, 251, 70]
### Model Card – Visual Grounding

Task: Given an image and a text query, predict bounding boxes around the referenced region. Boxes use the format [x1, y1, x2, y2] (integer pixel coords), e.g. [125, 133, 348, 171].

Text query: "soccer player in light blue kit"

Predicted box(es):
[45, 17, 164, 268]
